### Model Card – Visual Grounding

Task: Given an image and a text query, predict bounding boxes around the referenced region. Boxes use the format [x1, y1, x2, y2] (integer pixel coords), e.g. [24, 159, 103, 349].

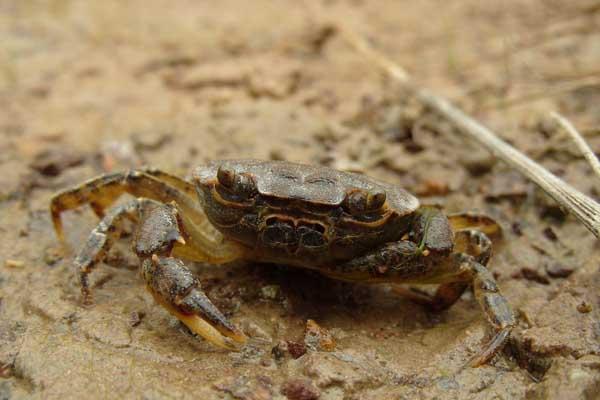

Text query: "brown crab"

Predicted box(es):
[51, 159, 515, 366]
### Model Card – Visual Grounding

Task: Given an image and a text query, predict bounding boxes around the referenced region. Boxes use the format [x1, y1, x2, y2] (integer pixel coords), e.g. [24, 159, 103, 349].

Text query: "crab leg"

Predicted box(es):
[448, 212, 503, 241]
[139, 167, 198, 197]
[75, 198, 160, 303]
[392, 252, 515, 366]
[50, 169, 243, 263]
[419, 229, 493, 311]
[460, 255, 515, 366]
[73, 197, 247, 348]
[332, 228, 514, 366]
[50, 170, 199, 243]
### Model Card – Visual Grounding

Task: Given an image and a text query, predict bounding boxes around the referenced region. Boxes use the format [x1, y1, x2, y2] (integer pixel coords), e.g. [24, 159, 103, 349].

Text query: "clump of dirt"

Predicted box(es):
[1, 1, 600, 399]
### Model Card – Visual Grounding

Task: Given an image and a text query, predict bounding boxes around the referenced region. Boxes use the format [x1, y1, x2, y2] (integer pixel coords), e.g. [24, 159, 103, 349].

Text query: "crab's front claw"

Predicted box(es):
[174, 283, 248, 347]
[142, 255, 247, 349]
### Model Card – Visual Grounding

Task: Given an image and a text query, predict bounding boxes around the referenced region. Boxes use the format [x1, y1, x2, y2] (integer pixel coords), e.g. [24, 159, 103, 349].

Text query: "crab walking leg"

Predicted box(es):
[139, 167, 198, 197]
[50, 170, 200, 243]
[419, 229, 494, 311]
[388, 228, 493, 310]
[447, 212, 503, 240]
[332, 232, 514, 365]
[462, 256, 515, 366]
[75, 198, 163, 303]
[50, 170, 240, 262]
[132, 169, 245, 263]
[325, 240, 426, 283]
[416, 252, 515, 367]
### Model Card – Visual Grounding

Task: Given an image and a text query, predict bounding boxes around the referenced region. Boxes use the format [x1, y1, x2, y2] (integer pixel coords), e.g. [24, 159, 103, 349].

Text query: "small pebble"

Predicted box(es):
[511, 222, 523, 236]
[271, 341, 288, 361]
[544, 261, 574, 278]
[281, 379, 320, 400]
[462, 154, 496, 176]
[29, 147, 84, 177]
[44, 247, 63, 266]
[304, 319, 335, 352]
[520, 268, 550, 285]
[542, 227, 558, 242]
[242, 320, 272, 342]
[0, 363, 12, 378]
[4, 259, 25, 268]
[260, 285, 281, 301]
[129, 311, 145, 327]
[577, 301, 592, 314]
[286, 340, 307, 359]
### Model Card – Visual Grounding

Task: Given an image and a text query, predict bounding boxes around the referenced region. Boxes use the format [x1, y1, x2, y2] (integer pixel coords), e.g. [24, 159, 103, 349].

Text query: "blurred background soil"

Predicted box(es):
[1, 1, 600, 399]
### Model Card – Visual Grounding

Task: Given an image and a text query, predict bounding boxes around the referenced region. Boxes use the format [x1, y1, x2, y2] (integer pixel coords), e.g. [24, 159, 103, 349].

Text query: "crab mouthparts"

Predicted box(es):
[260, 215, 327, 251]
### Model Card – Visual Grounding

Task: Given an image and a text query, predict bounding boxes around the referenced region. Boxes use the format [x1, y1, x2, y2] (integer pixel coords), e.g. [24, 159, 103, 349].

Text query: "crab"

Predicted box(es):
[51, 159, 515, 366]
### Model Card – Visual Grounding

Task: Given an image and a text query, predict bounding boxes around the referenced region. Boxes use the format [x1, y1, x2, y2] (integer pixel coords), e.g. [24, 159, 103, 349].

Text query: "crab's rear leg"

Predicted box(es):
[413, 229, 494, 311]
[393, 209, 497, 311]
[50, 170, 235, 263]
[389, 253, 514, 366]
[458, 254, 515, 366]
[448, 212, 503, 241]
[349, 225, 514, 366]
[50, 170, 199, 244]
[415, 210, 501, 312]
[418, 229, 514, 366]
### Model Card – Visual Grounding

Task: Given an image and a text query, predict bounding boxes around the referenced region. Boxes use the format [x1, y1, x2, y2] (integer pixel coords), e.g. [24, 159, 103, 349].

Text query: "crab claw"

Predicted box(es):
[143, 256, 247, 349]
[173, 286, 248, 348]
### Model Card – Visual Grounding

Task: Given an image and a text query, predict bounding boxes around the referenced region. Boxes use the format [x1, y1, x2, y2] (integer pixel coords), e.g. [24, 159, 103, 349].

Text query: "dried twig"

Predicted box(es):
[551, 111, 600, 180]
[337, 26, 600, 239]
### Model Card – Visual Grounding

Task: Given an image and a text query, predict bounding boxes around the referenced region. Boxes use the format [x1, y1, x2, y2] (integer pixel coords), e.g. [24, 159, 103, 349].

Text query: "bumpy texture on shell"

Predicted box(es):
[194, 159, 419, 215]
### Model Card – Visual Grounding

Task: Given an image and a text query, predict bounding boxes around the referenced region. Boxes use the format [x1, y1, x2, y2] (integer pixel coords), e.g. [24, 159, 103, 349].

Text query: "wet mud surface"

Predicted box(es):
[1, 1, 600, 399]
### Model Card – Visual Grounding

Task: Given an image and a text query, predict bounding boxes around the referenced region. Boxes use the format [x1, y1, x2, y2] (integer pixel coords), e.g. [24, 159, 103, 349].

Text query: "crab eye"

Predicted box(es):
[345, 191, 367, 214]
[216, 165, 257, 200]
[217, 166, 236, 188]
[367, 190, 386, 210]
[344, 189, 386, 215]
[233, 173, 257, 198]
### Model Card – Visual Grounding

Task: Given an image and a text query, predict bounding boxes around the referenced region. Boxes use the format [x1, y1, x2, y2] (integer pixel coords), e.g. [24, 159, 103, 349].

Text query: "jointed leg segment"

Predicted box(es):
[51, 169, 248, 349]
[465, 257, 515, 366]
[51, 169, 243, 262]
[422, 229, 493, 311]
[51, 170, 201, 244]
[336, 211, 514, 366]
[75, 198, 159, 304]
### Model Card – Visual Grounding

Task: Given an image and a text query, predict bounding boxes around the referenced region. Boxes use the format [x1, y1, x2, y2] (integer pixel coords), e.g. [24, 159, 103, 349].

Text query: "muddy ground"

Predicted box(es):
[1, 1, 600, 399]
